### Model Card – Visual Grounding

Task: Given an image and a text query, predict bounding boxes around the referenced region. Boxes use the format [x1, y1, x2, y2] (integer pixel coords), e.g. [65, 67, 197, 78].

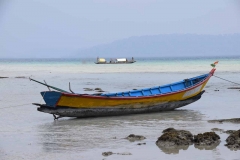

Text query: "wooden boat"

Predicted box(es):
[31, 68, 216, 119]
[95, 57, 136, 64]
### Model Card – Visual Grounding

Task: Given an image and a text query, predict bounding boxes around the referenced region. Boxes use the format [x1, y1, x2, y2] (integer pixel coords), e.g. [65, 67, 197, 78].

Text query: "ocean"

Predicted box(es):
[0, 56, 240, 160]
[1, 56, 240, 75]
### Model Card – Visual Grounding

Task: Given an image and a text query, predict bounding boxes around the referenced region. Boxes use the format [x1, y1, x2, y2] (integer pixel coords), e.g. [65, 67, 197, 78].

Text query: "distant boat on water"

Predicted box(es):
[95, 57, 136, 64]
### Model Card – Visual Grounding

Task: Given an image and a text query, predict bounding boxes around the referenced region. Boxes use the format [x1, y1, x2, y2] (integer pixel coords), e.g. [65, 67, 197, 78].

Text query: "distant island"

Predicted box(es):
[77, 34, 240, 58]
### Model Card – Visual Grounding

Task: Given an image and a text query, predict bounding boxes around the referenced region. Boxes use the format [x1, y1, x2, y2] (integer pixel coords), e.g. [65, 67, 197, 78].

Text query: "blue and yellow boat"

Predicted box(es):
[32, 68, 216, 119]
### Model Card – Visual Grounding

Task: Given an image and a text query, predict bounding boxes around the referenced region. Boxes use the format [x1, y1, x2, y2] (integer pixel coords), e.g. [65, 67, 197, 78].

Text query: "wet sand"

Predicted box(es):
[0, 71, 240, 160]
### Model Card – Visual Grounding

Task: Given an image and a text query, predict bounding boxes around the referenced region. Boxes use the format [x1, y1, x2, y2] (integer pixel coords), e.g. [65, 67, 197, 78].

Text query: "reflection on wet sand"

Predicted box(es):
[72, 109, 203, 123]
[157, 141, 220, 154]
[37, 110, 204, 153]
[157, 145, 190, 154]
[194, 141, 220, 150]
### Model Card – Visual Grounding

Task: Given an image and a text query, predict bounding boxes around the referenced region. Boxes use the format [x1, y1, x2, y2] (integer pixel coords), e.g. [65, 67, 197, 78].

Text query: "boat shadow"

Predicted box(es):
[71, 109, 205, 122]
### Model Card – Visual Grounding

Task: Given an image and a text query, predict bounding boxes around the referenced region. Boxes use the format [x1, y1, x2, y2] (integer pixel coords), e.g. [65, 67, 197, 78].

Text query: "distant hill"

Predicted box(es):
[76, 34, 240, 58]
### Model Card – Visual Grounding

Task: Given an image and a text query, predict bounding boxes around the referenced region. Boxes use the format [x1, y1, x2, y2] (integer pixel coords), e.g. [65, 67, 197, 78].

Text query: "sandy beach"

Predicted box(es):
[0, 58, 240, 160]
[2, 0, 240, 159]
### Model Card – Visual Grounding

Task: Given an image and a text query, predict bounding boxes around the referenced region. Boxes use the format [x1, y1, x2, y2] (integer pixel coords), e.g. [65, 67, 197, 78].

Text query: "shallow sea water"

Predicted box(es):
[0, 57, 240, 160]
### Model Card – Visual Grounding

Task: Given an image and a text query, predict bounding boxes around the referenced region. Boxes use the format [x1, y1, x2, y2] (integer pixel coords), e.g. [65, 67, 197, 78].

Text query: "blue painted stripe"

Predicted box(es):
[101, 73, 209, 97]
[41, 91, 62, 107]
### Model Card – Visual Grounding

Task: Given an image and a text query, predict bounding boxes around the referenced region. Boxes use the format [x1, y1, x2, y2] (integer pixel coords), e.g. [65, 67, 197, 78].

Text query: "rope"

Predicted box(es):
[0, 103, 32, 109]
[213, 75, 240, 85]
[0, 92, 47, 110]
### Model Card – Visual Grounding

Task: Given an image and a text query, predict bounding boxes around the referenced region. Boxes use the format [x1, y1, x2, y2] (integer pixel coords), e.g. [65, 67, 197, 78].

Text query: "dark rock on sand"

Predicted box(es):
[93, 93, 102, 95]
[15, 76, 26, 78]
[228, 87, 240, 89]
[162, 128, 177, 133]
[224, 130, 237, 134]
[125, 134, 146, 142]
[102, 151, 132, 157]
[211, 128, 224, 133]
[225, 130, 240, 150]
[137, 143, 146, 145]
[102, 152, 113, 157]
[156, 128, 193, 147]
[194, 132, 220, 146]
[94, 88, 105, 92]
[208, 118, 240, 124]
[97, 90, 105, 92]
[83, 88, 94, 91]
[116, 152, 132, 155]
[0, 77, 8, 78]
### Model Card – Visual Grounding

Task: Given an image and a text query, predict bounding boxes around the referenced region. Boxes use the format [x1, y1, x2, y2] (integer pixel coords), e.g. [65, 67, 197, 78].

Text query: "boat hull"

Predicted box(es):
[36, 91, 204, 118]
[54, 77, 209, 109]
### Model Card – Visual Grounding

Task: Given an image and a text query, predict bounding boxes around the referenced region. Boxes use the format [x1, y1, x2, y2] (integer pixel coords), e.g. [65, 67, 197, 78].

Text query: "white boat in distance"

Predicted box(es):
[95, 57, 136, 64]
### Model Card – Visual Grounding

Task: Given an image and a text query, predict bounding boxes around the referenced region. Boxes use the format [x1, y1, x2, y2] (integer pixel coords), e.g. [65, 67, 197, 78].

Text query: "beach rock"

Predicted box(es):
[83, 88, 94, 91]
[0, 77, 8, 78]
[137, 143, 146, 145]
[228, 87, 240, 89]
[125, 134, 146, 142]
[194, 132, 220, 146]
[162, 128, 176, 133]
[97, 90, 105, 92]
[156, 128, 193, 147]
[224, 130, 237, 134]
[102, 152, 113, 157]
[93, 93, 102, 95]
[94, 88, 105, 92]
[116, 152, 132, 155]
[102, 152, 132, 157]
[211, 128, 224, 133]
[15, 76, 26, 78]
[208, 118, 240, 124]
[225, 130, 240, 150]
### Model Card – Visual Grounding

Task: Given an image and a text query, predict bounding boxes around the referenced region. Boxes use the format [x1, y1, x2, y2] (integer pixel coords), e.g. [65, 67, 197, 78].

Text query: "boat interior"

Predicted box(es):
[100, 73, 209, 97]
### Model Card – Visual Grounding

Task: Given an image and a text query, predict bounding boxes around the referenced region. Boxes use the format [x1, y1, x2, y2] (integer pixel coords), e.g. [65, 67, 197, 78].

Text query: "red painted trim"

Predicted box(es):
[210, 68, 216, 75]
[60, 69, 214, 100]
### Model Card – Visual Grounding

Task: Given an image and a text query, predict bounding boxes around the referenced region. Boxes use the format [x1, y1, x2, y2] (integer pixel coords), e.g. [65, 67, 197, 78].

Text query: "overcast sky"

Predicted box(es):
[0, 0, 240, 58]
